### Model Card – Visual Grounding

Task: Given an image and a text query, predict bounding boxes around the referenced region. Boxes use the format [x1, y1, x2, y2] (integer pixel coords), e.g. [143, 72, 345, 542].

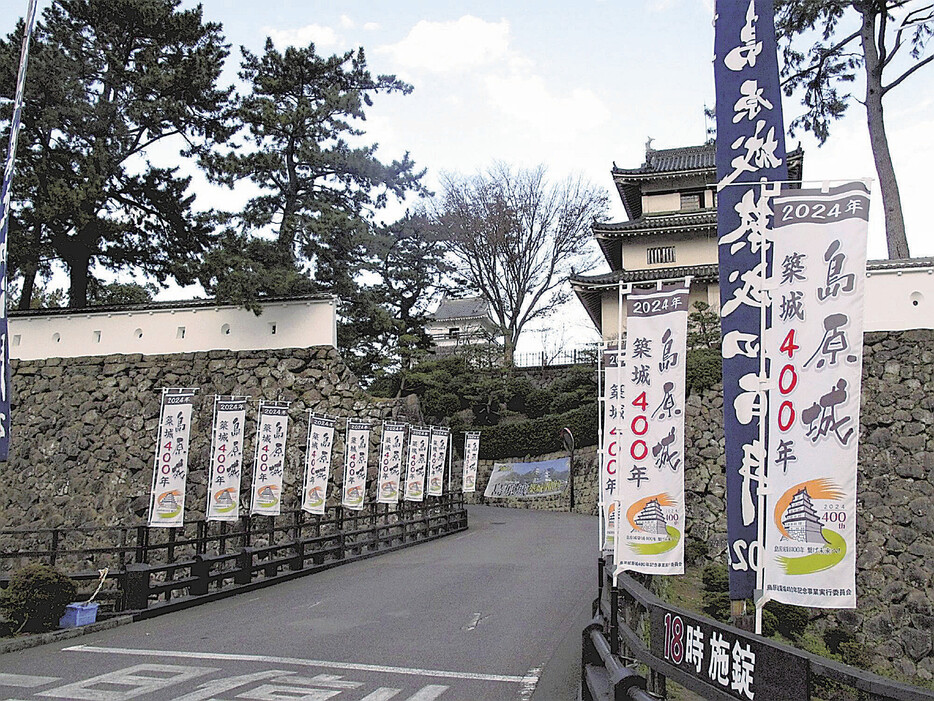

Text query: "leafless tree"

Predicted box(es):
[433, 162, 607, 365]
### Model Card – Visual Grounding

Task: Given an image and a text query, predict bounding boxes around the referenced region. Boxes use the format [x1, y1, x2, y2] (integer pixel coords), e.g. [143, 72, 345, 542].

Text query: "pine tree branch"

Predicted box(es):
[882, 51, 934, 93]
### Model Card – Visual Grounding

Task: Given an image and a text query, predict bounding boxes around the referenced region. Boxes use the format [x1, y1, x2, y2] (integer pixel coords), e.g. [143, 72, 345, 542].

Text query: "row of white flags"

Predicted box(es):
[601, 182, 868, 610]
[148, 396, 482, 528]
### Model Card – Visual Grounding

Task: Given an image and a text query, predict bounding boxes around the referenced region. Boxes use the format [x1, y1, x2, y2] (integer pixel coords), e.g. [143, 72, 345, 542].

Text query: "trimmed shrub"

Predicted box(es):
[477, 404, 597, 459]
[685, 348, 722, 394]
[506, 376, 535, 413]
[524, 387, 556, 419]
[764, 600, 809, 641]
[1, 564, 77, 633]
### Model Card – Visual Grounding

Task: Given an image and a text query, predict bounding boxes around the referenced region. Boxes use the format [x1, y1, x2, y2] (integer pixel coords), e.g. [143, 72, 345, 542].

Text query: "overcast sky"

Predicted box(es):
[3, 0, 932, 350]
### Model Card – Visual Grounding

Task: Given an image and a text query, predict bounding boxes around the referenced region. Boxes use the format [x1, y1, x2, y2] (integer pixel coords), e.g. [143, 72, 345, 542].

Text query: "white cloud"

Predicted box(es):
[363, 22, 381, 32]
[264, 24, 342, 51]
[485, 74, 612, 134]
[378, 15, 511, 73]
[339, 14, 354, 29]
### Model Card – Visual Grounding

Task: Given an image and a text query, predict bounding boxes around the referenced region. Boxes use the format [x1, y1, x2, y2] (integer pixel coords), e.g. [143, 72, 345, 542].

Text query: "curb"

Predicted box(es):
[0, 615, 134, 655]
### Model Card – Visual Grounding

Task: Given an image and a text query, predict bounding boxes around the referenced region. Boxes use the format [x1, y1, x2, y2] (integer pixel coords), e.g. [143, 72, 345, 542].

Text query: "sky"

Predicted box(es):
[3, 0, 933, 352]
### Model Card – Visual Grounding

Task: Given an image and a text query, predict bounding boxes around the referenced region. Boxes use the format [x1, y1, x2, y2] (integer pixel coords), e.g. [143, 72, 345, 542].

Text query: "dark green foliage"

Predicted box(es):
[685, 348, 722, 394]
[86, 281, 157, 306]
[477, 404, 596, 460]
[1, 0, 232, 307]
[761, 608, 778, 637]
[550, 391, 580, 415]
[764, 601, 810, 641]
[701, 562, 731, 622]
[505, 375, 535, 413]
[0, 564, 76, 633]
[687, 301, 720, 350]
[423, 389, 461, 421]
[823, 626, 856, 655]
[524, 387, 556, 419]
[683, 539, 708, 566]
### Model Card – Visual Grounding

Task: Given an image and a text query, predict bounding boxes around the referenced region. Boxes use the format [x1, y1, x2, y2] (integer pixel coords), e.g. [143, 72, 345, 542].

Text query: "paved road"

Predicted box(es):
[1, 506, 598, 701]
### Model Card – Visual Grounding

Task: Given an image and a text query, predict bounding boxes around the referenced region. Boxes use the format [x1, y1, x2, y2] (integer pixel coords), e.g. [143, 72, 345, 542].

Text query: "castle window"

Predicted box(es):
[647, 246, 676, 265]
[177, 326, 186, 339]
[93, 330, 102, 343]
[448, 328, 459, 338]
[269, 322, 277, 335]
[680, 192, 702, 211]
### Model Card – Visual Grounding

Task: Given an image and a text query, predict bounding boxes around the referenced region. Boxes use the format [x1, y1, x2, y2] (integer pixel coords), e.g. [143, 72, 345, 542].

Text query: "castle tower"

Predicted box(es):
[782, 487, 826, 544]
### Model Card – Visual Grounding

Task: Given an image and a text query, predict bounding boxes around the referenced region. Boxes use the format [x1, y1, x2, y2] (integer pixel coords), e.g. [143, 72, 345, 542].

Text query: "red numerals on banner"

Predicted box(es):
[630, 392, 649, 461]
[778, 329, 799, 432]
[161, 440, 172, 475]
[215, 441, 226, 476]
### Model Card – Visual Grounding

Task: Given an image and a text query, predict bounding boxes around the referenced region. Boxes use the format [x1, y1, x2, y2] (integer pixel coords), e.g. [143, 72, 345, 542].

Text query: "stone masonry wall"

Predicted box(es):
[1, 346, 418, 532]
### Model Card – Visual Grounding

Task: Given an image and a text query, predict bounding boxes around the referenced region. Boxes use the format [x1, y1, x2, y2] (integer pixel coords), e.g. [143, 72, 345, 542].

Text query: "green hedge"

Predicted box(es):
[478, 403, 597, 460]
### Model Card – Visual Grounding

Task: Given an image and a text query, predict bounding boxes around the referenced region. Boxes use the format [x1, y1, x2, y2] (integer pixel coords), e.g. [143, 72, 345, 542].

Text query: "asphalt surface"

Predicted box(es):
[0, 505, 599, 701]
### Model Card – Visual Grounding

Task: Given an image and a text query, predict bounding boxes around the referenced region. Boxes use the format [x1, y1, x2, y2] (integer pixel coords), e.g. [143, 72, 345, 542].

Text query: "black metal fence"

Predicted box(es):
[0, 495, 467, 620]
[584, 556, 934, 701]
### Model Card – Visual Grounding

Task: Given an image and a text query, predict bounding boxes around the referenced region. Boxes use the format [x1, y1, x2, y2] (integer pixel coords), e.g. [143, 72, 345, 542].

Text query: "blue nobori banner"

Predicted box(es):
[714, 0, 790, 599]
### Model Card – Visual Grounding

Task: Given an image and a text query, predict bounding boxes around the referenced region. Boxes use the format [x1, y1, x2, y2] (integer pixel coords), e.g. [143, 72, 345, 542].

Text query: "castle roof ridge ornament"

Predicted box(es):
[644, 136, 655, 166]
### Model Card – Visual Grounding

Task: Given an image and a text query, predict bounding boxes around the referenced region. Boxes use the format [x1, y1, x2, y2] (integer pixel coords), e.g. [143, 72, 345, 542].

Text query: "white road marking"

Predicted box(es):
[173, 671, 286, 701]
[64, 645, 531, 684]
[236, 683, 340, 700]
[519, 666, 541, 701]
[464, 613, 482, 631]
[403, 686, 448, 701]
[278, 674, 362, 689]
[0, 674, 58, 688]
[37, 664, 216, 701]
[307, 601, 322, 609]
[358, 689, 401, 701]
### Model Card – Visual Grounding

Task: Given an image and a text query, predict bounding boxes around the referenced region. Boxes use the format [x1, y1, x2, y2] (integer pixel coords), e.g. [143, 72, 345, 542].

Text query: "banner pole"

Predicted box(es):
[755, 182, 771, 635]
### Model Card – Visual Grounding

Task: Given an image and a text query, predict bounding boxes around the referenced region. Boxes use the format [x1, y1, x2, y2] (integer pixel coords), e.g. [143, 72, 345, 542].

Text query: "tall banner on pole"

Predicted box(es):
[404, 426, 431, 502]
[302, 414, 335, 515]
[342, 420, 370, 510]
[763, 182, 868, 609]
[462, 432, 481, 493]
[427, 427, 449, 497]
[149, 389, 196, 527]
[601, 346, 624, 551]
[377, 422, 407, 504]
[714, 0, 790, 599]
[614, 286, 689, 576]
[0, 0, 38, 462]
[206, 396, 247, 521]
[250, 401, 290, 516]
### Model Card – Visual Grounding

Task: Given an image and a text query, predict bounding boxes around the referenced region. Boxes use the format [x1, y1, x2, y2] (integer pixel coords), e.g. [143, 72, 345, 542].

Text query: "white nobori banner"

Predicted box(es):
[206, 396, 247, 521]
[377, 422, 407, 504]
[404, 427, 431, 501]
[250, 402, 290, 516]
[149, 389, 196, 527]
[763, 182, 868, 610]
[302, 414, 335, 515]
[601, 346, 624, 551]
[614, 286, 689, 576]
[342, 420, 370, 510]
[427, 427, 449, 497]
[462, 432, 481, 493]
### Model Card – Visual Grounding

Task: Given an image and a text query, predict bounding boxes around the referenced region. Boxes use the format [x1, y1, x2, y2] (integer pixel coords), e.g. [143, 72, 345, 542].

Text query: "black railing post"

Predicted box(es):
[609, 583, 620, 656]
[196, 521, 207, 556]
[123, 563, 152, 611]
[190, 554, 210, 596]
[235, 547, 253, 585]
[49, 529, 60, 567]
[135, 525, 149, 564]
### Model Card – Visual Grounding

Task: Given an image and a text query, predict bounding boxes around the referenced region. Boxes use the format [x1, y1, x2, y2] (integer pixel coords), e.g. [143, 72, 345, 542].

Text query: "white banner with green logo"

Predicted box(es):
[404, 426, 431, 502]
[206, 396, 247, 521]
[427, 427, 449, 497]
[302, 414, 335, 515]
[342, 420, 370, 510]
[250, 402, 290, 516]
[377, 422, 407, 504]
[462, 432, 481, 493]
[148, 388, 196, 527]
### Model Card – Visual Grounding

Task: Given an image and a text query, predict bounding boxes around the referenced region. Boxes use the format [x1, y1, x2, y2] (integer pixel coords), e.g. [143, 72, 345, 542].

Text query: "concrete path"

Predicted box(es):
[1, 505, 599, 701]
